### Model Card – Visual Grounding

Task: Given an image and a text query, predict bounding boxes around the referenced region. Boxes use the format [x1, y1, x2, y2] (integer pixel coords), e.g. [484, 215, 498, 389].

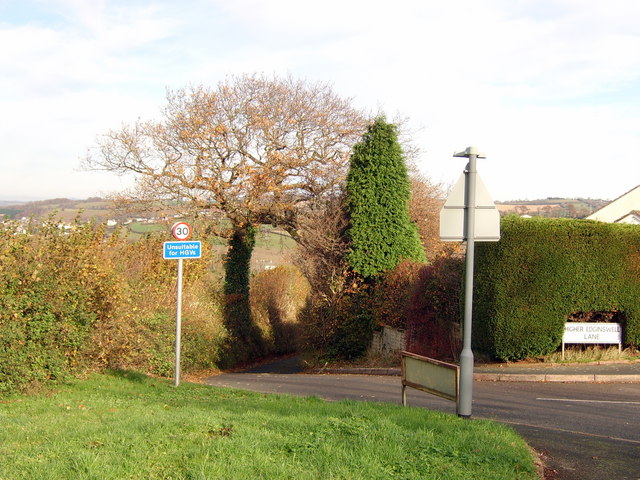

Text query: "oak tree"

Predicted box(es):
[85, 74, 366, 363]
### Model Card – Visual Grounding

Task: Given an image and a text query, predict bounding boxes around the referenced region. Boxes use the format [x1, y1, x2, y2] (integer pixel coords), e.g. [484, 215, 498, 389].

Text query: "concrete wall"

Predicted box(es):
[370, 326, 406, 356]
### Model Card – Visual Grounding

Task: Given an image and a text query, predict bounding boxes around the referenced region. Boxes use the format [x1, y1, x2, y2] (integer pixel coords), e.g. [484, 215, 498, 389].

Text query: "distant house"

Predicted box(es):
[586, 185, 640, 225]
[616, 211, 640, 224]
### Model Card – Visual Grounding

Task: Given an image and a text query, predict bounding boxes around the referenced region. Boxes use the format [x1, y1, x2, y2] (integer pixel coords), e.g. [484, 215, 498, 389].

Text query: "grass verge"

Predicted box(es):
[542, 346, 639, 364]
[0, 371, 538, 480]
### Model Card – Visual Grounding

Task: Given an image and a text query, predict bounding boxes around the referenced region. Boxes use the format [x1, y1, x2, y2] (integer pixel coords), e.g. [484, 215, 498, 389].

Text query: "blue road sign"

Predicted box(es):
[163, 241, 202, 259]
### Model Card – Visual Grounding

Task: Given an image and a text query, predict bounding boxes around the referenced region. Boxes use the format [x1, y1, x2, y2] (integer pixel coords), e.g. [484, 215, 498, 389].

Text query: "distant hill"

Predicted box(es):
[0, 197, 295, 272]
[496, 197, 609, 219]
[0, 197, 112, 222]
[2, 195, 612, 223]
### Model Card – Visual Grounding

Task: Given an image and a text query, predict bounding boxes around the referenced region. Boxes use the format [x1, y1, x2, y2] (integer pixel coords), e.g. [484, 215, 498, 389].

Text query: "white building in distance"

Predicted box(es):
[586, 185, 640, 225]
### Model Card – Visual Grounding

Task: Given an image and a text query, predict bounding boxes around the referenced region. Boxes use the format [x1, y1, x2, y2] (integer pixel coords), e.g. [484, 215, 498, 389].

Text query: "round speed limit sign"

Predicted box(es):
[172, 222, 192, 241]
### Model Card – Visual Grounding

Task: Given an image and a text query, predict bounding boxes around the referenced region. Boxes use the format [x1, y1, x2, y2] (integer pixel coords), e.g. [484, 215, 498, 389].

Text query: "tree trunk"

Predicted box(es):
[222, 224, 264, 365]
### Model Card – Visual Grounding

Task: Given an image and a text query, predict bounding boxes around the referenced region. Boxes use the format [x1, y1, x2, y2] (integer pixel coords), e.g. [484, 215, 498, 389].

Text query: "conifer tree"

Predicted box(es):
[345, 117, 425, 279]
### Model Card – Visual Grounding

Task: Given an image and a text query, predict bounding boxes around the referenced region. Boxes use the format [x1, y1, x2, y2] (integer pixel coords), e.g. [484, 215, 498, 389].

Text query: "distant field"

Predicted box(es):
[496, 198, 607, 218]
[497, 203, 562, 214]
[3, 196, 610, 222]
[207, 226, 295, 272]
[0, 197, 296, 271]
[80, 201, 112, 209]
[128, 222, 165, 234]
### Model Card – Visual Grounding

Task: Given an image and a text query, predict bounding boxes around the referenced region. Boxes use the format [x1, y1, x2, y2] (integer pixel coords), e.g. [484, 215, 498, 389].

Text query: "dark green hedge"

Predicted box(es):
[473, 216, 640, 360]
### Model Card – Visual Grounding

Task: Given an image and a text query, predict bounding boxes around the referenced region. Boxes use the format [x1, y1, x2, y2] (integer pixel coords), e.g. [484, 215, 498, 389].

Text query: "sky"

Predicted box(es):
[1, 0, 639, 202]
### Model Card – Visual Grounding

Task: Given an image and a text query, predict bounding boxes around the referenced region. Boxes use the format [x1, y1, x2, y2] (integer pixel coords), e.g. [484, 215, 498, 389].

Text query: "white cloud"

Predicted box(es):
[0, 0, 639, 201]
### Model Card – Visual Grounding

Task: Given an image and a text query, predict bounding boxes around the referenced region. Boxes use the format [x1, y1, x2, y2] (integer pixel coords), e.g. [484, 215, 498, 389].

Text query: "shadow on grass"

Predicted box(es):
[105, 369, 150, 383]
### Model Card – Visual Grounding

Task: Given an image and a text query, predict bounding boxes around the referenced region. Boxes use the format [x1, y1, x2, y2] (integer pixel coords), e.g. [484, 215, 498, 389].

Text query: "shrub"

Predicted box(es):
[250, 265, 310, 355]
[0, 218, 114, 391]
[474, 216, 640, 360]
[0, 217, 225, 393]
[86, 231, 218, 375]
[370, 260, 424, 330]
[296, 272, 375, 361]
[298, 255, 461, 362]
[405, 255, 464, 360]
[326, 292, 377, 360]
[296, 302, 338, 355]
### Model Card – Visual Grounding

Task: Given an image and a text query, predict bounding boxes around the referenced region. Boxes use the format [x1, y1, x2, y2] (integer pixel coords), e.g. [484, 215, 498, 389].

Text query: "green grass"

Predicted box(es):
[543, 346, 640, 363]
[255, 227, 296, 250]
[128, 222, 165, 234]
[0, 372, 538, 480]
[208, 225, 295, 249]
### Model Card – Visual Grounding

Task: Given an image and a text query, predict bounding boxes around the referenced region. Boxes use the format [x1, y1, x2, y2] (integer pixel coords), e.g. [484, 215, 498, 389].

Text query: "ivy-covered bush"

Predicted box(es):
[220, 225, 265, 367]
[474, 216, 640, 360]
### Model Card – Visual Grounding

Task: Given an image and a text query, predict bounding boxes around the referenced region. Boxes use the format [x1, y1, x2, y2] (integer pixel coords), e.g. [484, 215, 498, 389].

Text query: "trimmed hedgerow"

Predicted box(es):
[473, 216, 640, 360]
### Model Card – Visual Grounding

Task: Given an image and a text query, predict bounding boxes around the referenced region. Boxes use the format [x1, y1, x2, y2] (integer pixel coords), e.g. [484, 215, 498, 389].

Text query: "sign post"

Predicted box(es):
[163, 222, 201, 387]
[440, 147, 500, 418]
[175, 256, 184, 387]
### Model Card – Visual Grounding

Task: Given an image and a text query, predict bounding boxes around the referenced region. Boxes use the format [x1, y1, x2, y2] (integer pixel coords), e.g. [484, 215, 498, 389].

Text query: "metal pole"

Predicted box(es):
[458, 151, 478, 418]
[174, 258, 183, 387]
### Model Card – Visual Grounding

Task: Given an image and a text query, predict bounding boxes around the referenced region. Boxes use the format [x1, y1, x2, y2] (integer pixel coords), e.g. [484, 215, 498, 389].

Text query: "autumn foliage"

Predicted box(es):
[404, 255, 464, 360]
[364, 256, 464, 361]
[0, 218, 222, 393]
[369, 260, 424, 330]
[250, 265, 310, 355]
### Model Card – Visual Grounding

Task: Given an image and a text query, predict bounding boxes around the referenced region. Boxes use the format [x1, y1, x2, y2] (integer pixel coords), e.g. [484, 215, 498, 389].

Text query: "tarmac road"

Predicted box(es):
[472, 382, 640, 480]
[204, 362, 640, 480]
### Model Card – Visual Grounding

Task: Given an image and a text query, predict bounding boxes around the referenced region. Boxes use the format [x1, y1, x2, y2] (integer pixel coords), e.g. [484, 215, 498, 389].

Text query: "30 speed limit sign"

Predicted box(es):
[172, 222, 192, 241]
